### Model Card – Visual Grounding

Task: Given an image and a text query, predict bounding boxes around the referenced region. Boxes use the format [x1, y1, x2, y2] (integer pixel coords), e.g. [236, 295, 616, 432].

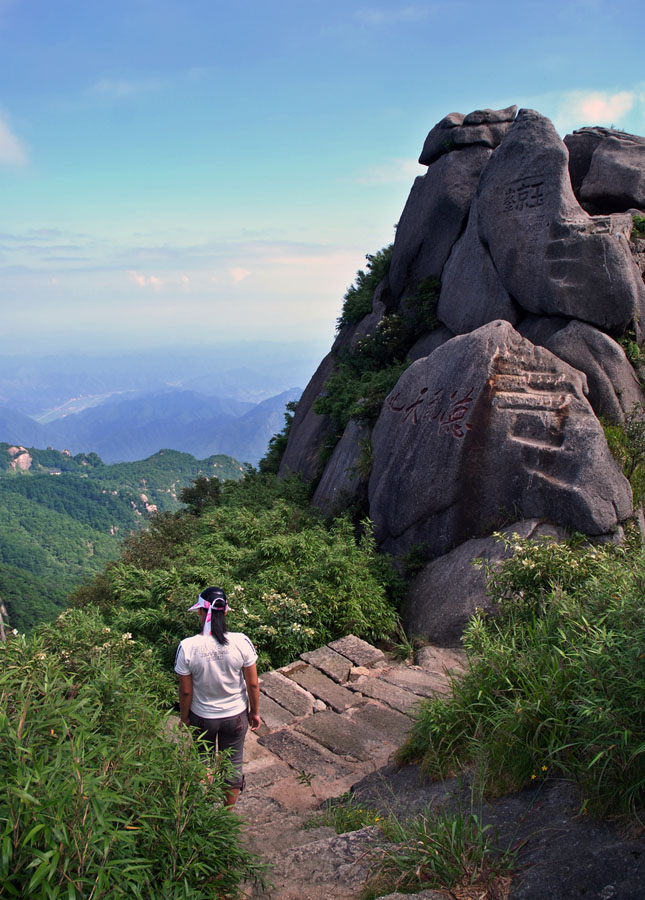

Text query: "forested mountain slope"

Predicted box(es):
[0, 444, 243, 632]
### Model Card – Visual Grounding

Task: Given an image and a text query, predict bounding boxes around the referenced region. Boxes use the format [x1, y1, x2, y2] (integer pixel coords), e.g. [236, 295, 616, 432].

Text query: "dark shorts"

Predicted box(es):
[189, 709, 248, 789]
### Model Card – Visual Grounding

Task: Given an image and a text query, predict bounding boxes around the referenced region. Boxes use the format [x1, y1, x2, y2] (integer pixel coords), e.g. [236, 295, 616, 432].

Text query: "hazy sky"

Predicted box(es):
[1, 0, 643, 353]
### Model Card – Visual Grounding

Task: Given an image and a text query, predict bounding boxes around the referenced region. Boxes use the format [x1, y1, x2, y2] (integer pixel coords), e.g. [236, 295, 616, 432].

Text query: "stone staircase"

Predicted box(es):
[237, 635, 464, 900]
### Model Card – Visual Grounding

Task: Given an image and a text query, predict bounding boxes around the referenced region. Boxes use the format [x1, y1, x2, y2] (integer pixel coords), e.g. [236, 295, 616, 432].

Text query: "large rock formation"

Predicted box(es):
[565, 127, 645, 213]
[476, 110, 644, 336]
[277, 104, 644, 643]
[403, 519, 568, 646]
[368, 321, 632, 559]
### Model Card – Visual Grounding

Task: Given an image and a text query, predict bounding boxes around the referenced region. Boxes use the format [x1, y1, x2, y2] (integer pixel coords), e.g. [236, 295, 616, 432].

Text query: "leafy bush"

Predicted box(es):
[603, 403, 645, 505]
[337, 245, 393, 329]
[0, 612, 265, 899]
[74, 484, 399, 671]
[316, 278, 441, 444]
[631, 213, 645, 240]
[258, 400, 298, 475]
[397, 534, 645, 816]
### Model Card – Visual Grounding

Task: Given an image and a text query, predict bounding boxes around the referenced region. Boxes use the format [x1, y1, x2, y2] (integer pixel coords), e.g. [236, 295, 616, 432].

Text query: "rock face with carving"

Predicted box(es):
[278, 104, 644, 644]
[368, 320, 632, 558]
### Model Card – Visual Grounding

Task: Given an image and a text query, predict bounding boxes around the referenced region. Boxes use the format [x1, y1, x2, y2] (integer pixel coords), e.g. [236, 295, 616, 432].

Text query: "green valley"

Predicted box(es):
[0, 444, 244, 632]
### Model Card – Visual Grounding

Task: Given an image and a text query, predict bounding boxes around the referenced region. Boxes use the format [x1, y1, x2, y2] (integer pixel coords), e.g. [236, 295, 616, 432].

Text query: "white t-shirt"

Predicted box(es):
[174, 631, 258, 719]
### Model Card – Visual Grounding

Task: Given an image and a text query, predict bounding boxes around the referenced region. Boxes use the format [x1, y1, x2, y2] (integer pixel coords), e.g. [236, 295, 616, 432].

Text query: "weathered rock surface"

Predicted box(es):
[544, 320, 644, 422]
[438, 196, 520, 334]
[278, 351, 336, 481]
[565, 127, 645, 213]
[311, 419, 368, 515]
[564, 126, 607, 196]
[418, 105, 516, 166]
[369, 321, 633, 560]
[477, 109, 645, 335]
[403, 519, 568, 646]
[388, 144, 492, 299]
[517, 314, 568, 346]
[352, 767, 645, 900]
[407, 325, 454, 362]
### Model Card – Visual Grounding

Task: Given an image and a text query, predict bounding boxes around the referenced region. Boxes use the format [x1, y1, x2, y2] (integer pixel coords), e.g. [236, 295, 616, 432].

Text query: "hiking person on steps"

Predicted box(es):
[174, 586, 261, 808]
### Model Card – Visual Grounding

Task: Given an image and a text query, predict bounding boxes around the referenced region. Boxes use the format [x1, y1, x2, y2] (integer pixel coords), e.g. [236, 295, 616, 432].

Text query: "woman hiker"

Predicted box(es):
[174, 586, 261, 808]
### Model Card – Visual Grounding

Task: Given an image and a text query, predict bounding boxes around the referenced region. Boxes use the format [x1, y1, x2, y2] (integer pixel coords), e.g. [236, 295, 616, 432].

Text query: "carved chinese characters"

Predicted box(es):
[502, 177, 545, 213]
[388, 385, 474, 437]
[368, 321, 632, 561]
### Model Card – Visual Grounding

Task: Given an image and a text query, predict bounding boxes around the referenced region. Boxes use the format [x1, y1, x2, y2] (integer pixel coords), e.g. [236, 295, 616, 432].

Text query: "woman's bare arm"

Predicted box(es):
[243, 663, 261, 731]
[178, 673, 193, 725]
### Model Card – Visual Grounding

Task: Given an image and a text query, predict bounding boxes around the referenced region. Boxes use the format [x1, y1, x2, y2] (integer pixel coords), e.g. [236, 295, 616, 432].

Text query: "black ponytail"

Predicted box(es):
[200, 586, 229, 646]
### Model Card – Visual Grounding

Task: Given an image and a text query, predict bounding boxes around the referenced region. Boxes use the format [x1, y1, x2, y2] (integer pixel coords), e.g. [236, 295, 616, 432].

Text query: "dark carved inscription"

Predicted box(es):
[503, 176, 545, 213]
[388, 386, 474, 438]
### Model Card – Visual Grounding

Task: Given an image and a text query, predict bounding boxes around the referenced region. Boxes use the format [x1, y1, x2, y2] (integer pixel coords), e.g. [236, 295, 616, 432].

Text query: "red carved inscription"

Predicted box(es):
[388, 385, 474, 438]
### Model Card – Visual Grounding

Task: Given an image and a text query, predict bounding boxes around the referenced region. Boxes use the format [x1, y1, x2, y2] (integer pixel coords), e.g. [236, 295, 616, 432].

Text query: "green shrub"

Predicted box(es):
[0, 613, 265, 899]
[631, 213, 645, 240]
[364, 802, 514, 899]
[337, 245, 393, 329]
[317, 278, 442, 449]
[397, 534, 645, 816]
[603, 403, 645, 506]
[259, 400, 298, 474]
[75, 494, 399, 672]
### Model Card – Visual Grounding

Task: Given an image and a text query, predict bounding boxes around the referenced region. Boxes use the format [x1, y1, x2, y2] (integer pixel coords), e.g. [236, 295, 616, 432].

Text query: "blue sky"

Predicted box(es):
[1, 0, 643, 353]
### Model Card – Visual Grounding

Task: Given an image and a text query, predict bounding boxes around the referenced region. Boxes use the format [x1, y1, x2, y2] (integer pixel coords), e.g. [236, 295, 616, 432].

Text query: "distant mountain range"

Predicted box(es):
[0, 340, 323, 413]
[0, 386, 300, 464]
[0, 341, 317, 463]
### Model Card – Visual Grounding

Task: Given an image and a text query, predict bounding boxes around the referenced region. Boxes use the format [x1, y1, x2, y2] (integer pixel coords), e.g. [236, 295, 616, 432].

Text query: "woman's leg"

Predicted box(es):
[216, 711, 248, 808]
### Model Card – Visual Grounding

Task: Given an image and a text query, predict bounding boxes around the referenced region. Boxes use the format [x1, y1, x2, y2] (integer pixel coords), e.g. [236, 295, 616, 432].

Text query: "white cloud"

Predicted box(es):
[229, 267, 250, 284]
[0, 114, 27, 165]
[355, 5, 429, 26]
[357, 156, 425, 185]
[554, 90, 635, 131]
[128, 270, 163, 290]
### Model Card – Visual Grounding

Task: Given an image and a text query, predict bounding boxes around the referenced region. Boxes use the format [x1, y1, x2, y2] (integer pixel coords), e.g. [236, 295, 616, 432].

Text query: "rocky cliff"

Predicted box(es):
[278, 106, 645, 644]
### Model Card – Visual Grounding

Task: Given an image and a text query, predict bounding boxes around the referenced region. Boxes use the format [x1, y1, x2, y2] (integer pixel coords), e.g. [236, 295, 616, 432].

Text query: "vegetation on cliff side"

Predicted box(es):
[69, 469, 401, 672]
[336, 244, 393, 329]
[397, 532, 645, 816]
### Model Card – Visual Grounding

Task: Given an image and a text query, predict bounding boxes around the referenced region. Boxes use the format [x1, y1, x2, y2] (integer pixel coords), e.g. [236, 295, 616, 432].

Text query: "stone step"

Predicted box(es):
[381, 664, 452, 698]
[300, 645, 353, 683]
[348, 674, 424, 715]
[260, 669, 316, 717]
[285, 663, 362, 713]
[295, 708, 395, 763]
[257, 693, 297, 732]
[329, 635, 386, 668]
[414, 644, 466, 675]
[258, 727, 355, 779]
[239, 637, 459, 899]
[343, 701, 412, 746]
